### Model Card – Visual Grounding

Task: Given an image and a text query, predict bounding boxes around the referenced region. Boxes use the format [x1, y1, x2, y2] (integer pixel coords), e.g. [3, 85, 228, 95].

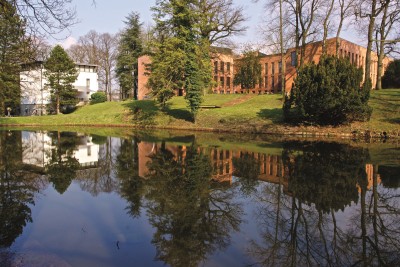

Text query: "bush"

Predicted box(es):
[284, 56, 372, 125]
[90, 92, 107, 104]
[382, 60, 400, 89]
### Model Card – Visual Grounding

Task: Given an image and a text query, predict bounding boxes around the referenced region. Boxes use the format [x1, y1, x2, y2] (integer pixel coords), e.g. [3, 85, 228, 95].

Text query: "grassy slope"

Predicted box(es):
[1, 89, 399, 135]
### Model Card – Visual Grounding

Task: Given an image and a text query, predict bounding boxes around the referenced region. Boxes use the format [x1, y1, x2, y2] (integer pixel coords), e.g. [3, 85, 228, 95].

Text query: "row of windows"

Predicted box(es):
[339, 49, 364, 67]
[77, 66, 96, 73]
[214, 76, 231, 88]
[214, 61, 232, 74]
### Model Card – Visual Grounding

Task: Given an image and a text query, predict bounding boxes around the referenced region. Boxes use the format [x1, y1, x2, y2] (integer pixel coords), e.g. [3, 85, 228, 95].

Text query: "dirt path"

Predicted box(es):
[221, 95, 254, 107]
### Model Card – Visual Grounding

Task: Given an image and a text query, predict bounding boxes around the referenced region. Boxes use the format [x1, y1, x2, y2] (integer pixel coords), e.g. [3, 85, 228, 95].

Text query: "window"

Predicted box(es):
[227, 62, 231, 72]
[279, 61, 282, 73]
[291, 51, 297, 66]
[220, 62, 225, 73]
[226, 77, 231, 88]
[272, 62, 275, 75]
[272, 78, 275, 89]
[214, 61, 218, 74]
[86, 78, 90, 88]
[265, 63, 268, 75]
[265, 76, 268, 89]
[220, 77, 224, 87]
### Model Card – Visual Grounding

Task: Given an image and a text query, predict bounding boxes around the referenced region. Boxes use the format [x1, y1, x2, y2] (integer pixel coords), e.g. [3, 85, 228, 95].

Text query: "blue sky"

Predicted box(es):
[58, 0, 267, 47]
[58, 0, 358, 49]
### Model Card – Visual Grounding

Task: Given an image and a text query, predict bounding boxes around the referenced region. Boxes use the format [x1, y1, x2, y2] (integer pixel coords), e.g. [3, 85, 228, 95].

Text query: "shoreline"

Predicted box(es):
[1, 121, 398, 140]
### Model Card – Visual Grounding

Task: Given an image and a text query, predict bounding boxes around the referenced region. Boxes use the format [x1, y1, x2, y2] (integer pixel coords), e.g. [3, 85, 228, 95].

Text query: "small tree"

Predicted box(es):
[284, 56, 372, 125]
[90, 92, 107, 104]
[44, 45, 78, 114]
[233, 50, 262, 92]
[382, 60, 400, 89]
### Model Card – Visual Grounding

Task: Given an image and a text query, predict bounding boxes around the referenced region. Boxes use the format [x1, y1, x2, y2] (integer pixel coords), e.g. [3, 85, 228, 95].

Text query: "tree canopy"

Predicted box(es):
[284, 56, 372, 125]
[0, 2, 31, 116]
[44, 45, 78, 114]
[115, 12, 144, 100]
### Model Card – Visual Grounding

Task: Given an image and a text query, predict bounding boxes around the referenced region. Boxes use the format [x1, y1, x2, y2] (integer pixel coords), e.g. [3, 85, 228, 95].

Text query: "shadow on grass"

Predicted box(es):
[163, 103, 193, 122]
[257, 108, 283, 123]
[123, 100, 159, 125]
[385, 118, 400, 124]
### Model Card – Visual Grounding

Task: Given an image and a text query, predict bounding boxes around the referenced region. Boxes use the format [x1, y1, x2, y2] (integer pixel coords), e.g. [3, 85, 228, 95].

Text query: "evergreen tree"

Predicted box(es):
[284, 56, 372, 125]
[44, 45, 78, 114]
[115, 12, 144, 100]
[149, 0, 211, 121]
[233, 50, 262, 92]
[0, 2, 30, 116]
[382, 60, 400, 89]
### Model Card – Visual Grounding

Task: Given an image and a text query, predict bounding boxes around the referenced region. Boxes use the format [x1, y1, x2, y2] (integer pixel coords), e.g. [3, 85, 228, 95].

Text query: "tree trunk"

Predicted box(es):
[365, 0, 378, 88]
[322, 0, 335, 56]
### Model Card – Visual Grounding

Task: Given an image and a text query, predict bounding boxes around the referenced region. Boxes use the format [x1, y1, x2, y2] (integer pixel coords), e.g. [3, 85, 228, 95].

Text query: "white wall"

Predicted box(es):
[20, 63, 99, 107]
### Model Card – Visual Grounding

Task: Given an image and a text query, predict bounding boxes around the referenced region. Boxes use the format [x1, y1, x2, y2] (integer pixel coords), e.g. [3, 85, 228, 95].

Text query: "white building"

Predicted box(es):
[20, 61, 99, 115]
[22, 131, 100, 169]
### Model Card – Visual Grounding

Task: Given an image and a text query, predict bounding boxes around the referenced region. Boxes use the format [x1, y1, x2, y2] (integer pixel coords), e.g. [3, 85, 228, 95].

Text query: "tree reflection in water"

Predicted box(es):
[249, 141, 400, 267]
[46, 131, 80, 194]
[143, 141, 243, 267]
[116, 137, 144, 218]
[0, 131, 38, 255]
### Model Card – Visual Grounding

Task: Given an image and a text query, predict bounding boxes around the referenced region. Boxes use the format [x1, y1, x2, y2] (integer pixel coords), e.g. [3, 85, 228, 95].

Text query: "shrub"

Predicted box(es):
[284, 56, 372, 125]
[382, 60, 400, 89]
[90, 92, 107, 104]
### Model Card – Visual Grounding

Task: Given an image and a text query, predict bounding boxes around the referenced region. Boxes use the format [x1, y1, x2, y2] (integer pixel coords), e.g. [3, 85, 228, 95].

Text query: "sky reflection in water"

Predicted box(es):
[0, 130, 399, 267]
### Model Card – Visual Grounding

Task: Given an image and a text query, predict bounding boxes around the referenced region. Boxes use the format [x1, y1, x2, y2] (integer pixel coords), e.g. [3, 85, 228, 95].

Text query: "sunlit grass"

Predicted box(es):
[1, 89, 399, 135]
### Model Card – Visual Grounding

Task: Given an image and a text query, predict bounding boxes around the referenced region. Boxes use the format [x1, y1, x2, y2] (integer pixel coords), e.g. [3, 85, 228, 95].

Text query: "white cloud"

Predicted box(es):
[60, 36, 77, 49]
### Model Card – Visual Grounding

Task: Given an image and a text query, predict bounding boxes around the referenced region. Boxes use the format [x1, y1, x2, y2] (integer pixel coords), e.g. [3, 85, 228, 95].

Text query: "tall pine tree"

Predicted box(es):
[44, 45, 78, 114]
[115, 12, 143, 100]
[0, 2, 30, 116]
[149, 0, 211, 121]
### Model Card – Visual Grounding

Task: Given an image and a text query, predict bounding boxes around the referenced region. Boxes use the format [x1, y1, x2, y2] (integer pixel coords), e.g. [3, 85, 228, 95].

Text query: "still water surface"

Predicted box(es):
[0, 130, 399, 267]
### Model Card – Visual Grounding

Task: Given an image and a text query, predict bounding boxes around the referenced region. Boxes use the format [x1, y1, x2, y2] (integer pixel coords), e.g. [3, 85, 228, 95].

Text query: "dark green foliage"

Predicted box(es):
[90, 91, 107, 104]
[232, 153, 260, 196]
[233, 50, 262, 91]
[0, 3, 31, 116]
[282, 141, 369, 213]
[0, 131, 36, 247]
[44, 45, 78, 114]
[115, 12, 143, 100]
[144, 141, 241, 266]
[149, 0, 211, 120]
[382, 60, 400, 89]
[46, 131, 80, 194]
[284, 56, 372, 125]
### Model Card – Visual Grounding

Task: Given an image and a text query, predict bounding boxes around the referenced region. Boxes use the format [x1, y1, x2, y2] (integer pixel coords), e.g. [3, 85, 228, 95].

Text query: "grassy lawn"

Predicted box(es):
[1, 89, 399, 136]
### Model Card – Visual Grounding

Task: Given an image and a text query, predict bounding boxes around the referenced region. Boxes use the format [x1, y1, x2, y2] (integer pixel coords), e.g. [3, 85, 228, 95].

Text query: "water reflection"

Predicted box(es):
[0, 131, 38, 248]
[144, 141, 242, 266]
[0, 130, 398, 266]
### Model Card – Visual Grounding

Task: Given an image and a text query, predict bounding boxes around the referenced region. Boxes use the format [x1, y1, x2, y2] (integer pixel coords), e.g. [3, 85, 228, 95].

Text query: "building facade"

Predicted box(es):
[20, 62, 99, 115]
[137, 37, 392, 98]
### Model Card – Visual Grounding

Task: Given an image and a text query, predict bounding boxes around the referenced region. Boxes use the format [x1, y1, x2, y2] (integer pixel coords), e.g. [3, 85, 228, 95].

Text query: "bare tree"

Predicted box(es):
[375, 0, 400, 89]
[68, 30, 118, 100]
[355, 0, 386, 87]
[5, 0, 81, 37]
[335, 0, 357, 55]
[195, 0, 247, 45]
[320, 0, 335, 56]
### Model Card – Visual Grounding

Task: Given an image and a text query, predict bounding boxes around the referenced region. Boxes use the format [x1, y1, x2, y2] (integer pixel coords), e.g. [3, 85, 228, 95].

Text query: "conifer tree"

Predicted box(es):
[115, 12, 143, 100]
[0, 2, 30, 116]
[149, 0, 211, 121]
[44, 45, 78, 114]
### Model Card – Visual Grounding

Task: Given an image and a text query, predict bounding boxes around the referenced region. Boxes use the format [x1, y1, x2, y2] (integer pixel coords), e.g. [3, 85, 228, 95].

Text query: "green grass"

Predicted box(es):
[1, 89, 399, 136]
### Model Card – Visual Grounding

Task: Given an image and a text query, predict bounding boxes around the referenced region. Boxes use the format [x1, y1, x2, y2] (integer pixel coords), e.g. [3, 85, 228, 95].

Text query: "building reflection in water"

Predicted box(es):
[21, 131, 99, 169]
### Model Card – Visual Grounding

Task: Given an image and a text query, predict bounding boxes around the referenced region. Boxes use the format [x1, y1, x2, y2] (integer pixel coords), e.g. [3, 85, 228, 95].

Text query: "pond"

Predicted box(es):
[0, 130, 399, 267]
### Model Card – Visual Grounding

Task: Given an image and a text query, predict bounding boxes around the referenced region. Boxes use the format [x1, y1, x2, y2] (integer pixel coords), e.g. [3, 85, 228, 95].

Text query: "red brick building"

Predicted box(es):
[137, 37, 392, 98]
